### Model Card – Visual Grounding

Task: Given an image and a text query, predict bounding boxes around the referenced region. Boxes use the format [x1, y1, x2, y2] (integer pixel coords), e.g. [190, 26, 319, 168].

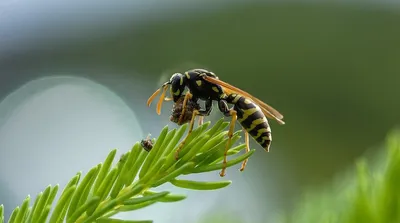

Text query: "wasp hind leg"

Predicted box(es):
[175, 109, 200, 160]
[220, 109, 237, 177]
[239, 130, 250, 171]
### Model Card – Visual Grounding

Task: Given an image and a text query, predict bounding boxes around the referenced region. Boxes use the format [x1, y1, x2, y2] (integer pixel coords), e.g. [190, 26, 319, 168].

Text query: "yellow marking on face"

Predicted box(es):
[244, 99, 252, 104]
[180, 76, 183, 85]
[173, 89, 180, 96]
[238, 108, 258, 122]
[212, 86, 219, 93]
[196, 80, 202, 86]
[185, 72, 190, 79]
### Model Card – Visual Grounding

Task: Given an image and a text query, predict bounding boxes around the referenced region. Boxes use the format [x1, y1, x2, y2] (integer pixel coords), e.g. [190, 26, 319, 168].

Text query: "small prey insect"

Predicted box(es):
[141, 134, 154, 152]
[170, 94, 202, 125]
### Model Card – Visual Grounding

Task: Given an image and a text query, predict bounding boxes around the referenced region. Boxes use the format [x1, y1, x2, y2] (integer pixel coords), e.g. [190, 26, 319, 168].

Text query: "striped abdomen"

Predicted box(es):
[227, 94, 272, 151]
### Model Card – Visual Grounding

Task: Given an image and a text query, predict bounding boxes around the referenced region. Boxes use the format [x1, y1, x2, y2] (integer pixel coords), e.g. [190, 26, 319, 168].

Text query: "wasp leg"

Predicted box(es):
[220, 109, 237, 177]
[165, 87, 173, 101]
[239, 130, 250, 171]
[175, 109, 200, 160]
[178, 92, 193, 125]
[198, 116, 204, 126]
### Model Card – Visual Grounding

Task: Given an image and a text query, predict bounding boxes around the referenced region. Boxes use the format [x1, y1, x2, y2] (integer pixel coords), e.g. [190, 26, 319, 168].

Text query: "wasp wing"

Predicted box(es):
[202, 76, 285, 125]
[223, 87, 285, 125]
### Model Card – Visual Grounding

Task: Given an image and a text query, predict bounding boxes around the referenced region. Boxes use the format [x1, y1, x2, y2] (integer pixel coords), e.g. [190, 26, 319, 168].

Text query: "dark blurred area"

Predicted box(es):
[1, 1, 399, 222]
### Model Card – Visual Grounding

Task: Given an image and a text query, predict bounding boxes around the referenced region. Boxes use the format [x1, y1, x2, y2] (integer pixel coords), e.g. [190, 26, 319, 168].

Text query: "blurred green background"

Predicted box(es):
[1, 1, 399, 222]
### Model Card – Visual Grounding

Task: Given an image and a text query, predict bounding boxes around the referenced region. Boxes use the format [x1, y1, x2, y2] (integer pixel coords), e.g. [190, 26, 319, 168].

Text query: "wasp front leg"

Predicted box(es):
[218, 100, 237, 177]
[198, 116, 204, 126]
[175, 100, 211, 159]
[175, 109, 200, 160]
[178, 92, 193, 125]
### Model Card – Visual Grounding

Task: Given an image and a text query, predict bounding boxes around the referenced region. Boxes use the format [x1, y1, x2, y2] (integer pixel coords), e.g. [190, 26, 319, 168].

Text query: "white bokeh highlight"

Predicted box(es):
[0, 76, 143, 214]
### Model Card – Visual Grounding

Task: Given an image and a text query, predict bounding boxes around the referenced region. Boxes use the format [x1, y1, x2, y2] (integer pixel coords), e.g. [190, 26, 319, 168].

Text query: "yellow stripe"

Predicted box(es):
[180, 76, 184, 85]
[173, 89, 180, 96]
[244, 99, 252, 104]
[212, 86, 219, 92]
[260, 135, 271, 144]
[196, 80, 202, 86]
[185, 72, 190, 79]
[232, 94, 241, 103]
[238, 107, 258, 122]
[247, 118, 266, 132]
[254, 128, 269, 139]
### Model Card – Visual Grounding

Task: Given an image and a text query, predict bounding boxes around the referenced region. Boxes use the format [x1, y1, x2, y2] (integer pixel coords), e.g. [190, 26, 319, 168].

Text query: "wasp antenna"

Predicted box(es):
[147, 88, 161, 107]
[156, 85, 168, 115]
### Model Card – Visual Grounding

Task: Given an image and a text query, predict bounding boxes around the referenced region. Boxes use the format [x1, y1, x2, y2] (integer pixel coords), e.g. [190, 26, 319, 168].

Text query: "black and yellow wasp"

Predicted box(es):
[147, 69, 285, 176]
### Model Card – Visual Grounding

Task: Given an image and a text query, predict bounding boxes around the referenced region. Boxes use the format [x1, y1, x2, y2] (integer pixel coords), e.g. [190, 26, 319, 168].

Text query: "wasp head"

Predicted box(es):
[169, 73, 186, 102]
[147, 72, 186, 115]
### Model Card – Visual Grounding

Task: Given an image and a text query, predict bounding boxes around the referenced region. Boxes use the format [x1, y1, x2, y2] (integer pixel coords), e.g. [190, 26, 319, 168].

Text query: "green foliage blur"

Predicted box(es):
[279, 129, 400, 223]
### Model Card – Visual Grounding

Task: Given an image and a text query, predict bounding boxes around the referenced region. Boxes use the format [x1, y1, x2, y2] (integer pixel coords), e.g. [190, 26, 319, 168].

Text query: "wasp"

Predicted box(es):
[147, 69, 285, 176]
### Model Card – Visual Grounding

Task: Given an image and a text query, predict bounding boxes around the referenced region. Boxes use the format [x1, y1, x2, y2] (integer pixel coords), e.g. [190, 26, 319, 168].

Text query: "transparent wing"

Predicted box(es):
[202, 76, 285, 125]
